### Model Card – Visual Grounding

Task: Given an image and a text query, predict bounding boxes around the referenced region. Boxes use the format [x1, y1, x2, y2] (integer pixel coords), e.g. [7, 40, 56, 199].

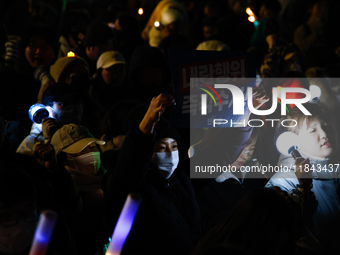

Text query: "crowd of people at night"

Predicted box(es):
[1, 0, 340, 254]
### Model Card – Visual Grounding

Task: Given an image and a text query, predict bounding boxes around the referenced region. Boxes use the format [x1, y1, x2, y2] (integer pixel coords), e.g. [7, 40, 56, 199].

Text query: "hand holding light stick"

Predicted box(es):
[106, 193, 141, 255]
[276, 132, 312, 193]
[29, 210, 58, 255]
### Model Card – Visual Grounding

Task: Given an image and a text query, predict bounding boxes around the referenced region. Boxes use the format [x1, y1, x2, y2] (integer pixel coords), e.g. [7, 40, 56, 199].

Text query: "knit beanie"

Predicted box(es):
[84, 19, 116, 47]
[50, 55, 89, 82]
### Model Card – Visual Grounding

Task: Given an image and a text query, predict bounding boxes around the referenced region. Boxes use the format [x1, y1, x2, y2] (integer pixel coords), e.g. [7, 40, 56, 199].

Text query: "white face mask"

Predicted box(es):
[0, 219, 37, 254]
[72, 152, 101, 176]
[151, 151, 179, 179]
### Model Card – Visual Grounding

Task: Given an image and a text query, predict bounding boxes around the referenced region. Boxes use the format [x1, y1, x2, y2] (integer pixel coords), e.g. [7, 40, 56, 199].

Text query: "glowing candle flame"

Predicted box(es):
[67, 51, 75, 57]
[154, 21, 160, 27]
[138, 8, 143, 15]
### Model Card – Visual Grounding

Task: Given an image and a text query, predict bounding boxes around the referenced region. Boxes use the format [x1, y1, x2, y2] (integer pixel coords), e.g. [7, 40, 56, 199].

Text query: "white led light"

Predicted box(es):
[276, 131, 300, 156]
[309, 85, 322, 99]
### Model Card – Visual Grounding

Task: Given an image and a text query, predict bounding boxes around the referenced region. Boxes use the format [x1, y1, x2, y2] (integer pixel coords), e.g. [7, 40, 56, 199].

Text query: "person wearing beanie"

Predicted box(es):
[90, 51, 128, 112]
[102, 93, 201, 255]
[84, 19, 117, 62]
[141, 0, 188, 47]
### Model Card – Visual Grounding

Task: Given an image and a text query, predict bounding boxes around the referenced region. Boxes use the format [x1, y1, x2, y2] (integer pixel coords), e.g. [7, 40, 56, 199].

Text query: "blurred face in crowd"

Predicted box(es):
[25, 35, 55, 68]
[49, 101, 83, 125]
[0, 200, 38, 254]
[230, 137, 257, 170]
[203, 25, 216, 39]
[298, 118, 336, 158]
[311, 1, 328, 19]
[101, 64, 126, 87]
[138, 67, 163, 88]
[86, 46, 101, 61]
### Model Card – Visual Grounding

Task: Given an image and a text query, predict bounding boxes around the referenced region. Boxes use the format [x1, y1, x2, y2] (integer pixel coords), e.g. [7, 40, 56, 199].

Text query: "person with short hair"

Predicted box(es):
[102, 93, 201, 255]
[90, 51, 128, 111]
[266, 102, 340, 253]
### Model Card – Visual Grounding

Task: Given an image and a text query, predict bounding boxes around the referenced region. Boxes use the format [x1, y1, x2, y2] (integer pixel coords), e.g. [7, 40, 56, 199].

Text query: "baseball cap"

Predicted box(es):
[51, 124, 105, 155]
[96, 51, 126, 69]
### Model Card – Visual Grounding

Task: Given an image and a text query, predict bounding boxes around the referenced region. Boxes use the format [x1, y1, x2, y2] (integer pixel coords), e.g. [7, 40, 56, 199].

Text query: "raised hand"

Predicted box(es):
[139, 93, 175, 134]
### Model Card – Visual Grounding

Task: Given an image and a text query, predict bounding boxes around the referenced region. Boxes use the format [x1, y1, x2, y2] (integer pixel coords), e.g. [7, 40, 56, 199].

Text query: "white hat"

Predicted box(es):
[196, 40, 230, 51]
[161, 7, 184, 26]
[51, 124, 105, 155]
[96, 51, 126, 70]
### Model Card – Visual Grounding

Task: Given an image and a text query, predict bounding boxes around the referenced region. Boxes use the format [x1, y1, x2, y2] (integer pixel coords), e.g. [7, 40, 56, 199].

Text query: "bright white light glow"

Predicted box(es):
[106, 194, 141, 255]
[154, 21, 160, 27]
[309, 85, 322, 99]
[276, 131, 300, 156]
[138, 8, 143, 15]
[248, 16, 255, 22]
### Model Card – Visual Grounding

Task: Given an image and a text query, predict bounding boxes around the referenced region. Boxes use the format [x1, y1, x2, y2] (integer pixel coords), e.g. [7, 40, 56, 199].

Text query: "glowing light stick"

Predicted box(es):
[28, 104, 50, 124]
[67, 51, 75, 57]
[29, 210, 58, 255]
[138, 8, 143, 15]
[309, 85, 321, 102]
[154, 21, 160, 27]
[106, 193, 141, 255]
[276, 131, 301, 159]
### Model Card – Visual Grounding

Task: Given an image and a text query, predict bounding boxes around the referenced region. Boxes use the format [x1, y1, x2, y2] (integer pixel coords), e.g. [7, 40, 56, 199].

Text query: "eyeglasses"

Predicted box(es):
[0, 208, 39, 227]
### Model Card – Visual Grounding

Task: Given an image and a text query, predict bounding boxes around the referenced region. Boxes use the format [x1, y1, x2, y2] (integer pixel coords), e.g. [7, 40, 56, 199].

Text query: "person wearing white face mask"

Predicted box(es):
[102, 93, 202, 255]
[50, 124, 110, 255]
[50, 123, 105, 189]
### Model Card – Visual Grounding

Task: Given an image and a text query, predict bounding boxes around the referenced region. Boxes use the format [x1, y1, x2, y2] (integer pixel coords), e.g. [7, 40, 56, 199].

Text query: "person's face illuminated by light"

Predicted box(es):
[298, 118, 336, 158]
[231, 137, 256, 170]
[154, 138, 178, 153]
[25, 35, 55, 68]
